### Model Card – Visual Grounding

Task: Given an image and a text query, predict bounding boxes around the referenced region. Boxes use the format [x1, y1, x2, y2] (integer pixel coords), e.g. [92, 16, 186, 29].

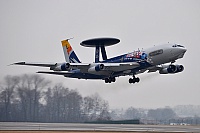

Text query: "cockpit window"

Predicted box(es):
[177, 44, 184, 47]
[172, 44, 184, 48]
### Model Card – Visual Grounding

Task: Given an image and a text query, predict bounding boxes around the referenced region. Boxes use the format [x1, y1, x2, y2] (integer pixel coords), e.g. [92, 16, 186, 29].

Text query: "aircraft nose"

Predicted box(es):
[176, 44, 187, 53]
[177, 47, 187, 58]
[181, 47, 187, 53]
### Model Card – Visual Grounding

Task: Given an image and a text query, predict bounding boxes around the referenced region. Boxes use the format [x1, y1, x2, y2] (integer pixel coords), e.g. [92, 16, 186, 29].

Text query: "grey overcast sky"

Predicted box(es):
[0, 0, 200, 109]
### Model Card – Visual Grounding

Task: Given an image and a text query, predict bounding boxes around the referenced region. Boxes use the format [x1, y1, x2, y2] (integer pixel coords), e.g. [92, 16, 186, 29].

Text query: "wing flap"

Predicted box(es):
[69, 63, 90, 72]
[104, 62, 140, 72]
[147, 66, 161, 73]
[37, 71, 73, 76]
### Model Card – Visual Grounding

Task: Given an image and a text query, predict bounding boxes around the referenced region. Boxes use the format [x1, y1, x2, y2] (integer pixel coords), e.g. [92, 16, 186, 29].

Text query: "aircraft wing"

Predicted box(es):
[12, 62, 56, 67]
[37, 62, 140, 78]
[103, 62, 140, 72]
[12, 61, 140, 75]
[68, 62, 140, 72]
[12, 62, 90, 72]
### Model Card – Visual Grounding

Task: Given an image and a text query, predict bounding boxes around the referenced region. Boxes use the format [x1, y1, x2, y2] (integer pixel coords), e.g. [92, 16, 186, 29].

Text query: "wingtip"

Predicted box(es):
[36, 71, 42, 73]
[13, 62, 26, 65]
[8, 62, 26, 66]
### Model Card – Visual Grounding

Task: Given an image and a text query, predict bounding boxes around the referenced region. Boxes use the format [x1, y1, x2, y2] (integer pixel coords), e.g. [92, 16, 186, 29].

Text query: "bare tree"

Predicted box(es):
[31, 75, 49, 121]
[0, 74, 111, 123]
[0, 75, 19, 121]
[51, 84, 69, 122]
[124, 107, 142, 120]
[98, 100, 111, 121]
[42, 84, 83, 122]
[42, 87, 53, 122]
[16, 74, 49, 121]
[148, 107, 176, 120]
[82, 96, 94, 121]
[68, 89, 83, 122]
[82, 93, 111, 121]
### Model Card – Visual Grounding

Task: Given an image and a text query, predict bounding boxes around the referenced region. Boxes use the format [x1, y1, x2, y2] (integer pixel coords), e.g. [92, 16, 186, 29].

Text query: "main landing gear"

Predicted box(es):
[104, 76, 140, 84]
[105, 77, 116, 83]
[129, 76, 140, 84]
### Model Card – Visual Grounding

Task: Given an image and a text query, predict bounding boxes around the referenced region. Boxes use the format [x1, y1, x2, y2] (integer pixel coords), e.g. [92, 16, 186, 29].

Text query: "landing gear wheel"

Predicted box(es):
[105, 78, 109, 83]
[129, 76, 140, 84]
[111, 77, 116, 82]
[129, 78, 134, 83]
[135, 77, 140, 83]
[129, 78, 132, 83]
[104, 77, 116, 83]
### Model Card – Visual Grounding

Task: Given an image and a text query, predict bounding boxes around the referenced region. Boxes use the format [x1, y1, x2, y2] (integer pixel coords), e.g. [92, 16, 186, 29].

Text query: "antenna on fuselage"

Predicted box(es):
[66, 37, 74, 41]
[80, 38, 120, 63]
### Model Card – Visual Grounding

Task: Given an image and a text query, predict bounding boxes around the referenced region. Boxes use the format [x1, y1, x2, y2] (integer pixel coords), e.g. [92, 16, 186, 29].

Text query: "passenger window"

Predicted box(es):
[149, 49, 163, 56]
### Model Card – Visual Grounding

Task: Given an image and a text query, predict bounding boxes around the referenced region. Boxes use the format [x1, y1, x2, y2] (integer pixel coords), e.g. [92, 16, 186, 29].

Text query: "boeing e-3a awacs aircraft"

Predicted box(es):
[13, 38, 187, 84]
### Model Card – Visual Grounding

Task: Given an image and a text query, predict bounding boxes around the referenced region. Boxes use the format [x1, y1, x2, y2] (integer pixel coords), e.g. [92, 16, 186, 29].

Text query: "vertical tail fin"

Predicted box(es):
[61, 39, 81, 63]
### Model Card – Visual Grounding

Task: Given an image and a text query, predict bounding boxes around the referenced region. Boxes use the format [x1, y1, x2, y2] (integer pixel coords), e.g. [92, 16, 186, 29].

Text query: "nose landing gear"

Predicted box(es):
[129, 76, 140, 84]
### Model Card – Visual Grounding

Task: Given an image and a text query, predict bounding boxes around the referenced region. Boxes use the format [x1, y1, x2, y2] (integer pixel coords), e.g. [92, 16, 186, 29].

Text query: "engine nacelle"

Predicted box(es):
[176, 65, 184, 73]
[53, 63, 70, 71]
[159, 64, 184, 74]
[88, 64, 104, 72]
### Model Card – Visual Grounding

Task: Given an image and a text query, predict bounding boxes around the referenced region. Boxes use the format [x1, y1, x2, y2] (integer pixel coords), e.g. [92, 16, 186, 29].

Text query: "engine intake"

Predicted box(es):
[88, 64, 104, 72]
[53, 63, 70, 71]
[159, 64, 184, 74]
[176, 65, 184, 72]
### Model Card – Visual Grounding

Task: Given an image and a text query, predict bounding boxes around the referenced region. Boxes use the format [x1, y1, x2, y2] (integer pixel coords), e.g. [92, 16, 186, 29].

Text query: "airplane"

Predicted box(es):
[12, 37, 187, 84]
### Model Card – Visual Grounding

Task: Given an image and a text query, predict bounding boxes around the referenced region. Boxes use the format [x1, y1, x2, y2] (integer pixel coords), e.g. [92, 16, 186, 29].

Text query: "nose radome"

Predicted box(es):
[178, 47, 187, 58]
[182, 47, 187, 53]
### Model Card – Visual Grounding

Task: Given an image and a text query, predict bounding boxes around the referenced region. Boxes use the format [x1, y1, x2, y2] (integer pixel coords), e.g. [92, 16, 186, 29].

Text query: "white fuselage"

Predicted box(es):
[145, 43, 187, 65]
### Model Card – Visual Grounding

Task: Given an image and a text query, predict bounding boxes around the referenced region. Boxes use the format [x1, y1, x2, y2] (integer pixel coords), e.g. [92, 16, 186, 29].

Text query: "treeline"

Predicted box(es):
[174, 105, 200, 117]
[111, 107, 200, 125]
[111, 107, 176, 121]
[1, 74, 199, 124]
[0, 75, 110, 122]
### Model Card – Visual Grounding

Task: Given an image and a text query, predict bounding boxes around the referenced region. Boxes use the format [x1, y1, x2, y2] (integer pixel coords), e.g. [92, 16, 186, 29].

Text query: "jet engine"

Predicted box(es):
[53, 63, 70, 71]
[159, 64, 184, 74]
[176, 65, 184, 72]
[88, 64, 104, 72]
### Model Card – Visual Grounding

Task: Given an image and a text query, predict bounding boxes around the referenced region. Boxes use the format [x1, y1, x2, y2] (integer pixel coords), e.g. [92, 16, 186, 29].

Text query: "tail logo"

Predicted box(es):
[62, 40, 73, 55]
